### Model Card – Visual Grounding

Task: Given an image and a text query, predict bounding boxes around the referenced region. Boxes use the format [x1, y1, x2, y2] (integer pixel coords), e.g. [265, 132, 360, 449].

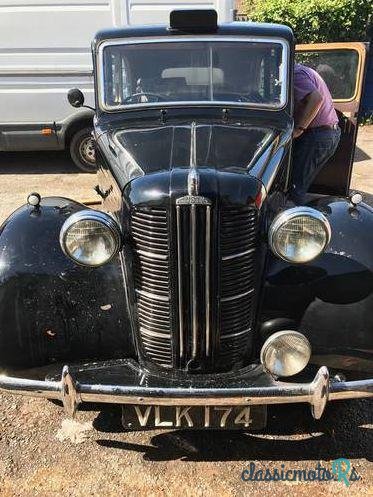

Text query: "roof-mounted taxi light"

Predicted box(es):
[169, 9, 218, 33]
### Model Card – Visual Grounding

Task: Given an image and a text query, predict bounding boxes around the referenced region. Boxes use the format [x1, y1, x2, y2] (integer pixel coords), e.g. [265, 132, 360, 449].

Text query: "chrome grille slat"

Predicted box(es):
[176, 205, 184, 359]
[205, 205, 211, 357]
[139, 321, 170, 334]
[132, 236, 168, 248]
[191, 204, 198, 359]
[137, 250, 168, 260]
[137, 305, 170, 318]
[135, 280, 169, 294]
[141, 340, 171, 350]
[141, 340, 171, 351]
[138, 314, 170, 325]
[134, 244, 168, 255]
[139, 327, 170, 339]
[132, 223, 168, 234]
[136, 289, 169, 301]
[222, 248, 255, 260]
[138, 274, 169, 284]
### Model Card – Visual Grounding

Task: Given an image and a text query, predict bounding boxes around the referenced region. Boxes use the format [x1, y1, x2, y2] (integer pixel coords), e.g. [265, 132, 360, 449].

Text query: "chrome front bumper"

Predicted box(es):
[0, 361, 372, 420]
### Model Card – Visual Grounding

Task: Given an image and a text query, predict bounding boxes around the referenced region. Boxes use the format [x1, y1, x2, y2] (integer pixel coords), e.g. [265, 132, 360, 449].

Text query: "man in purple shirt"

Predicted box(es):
[290, 63, 341, 204]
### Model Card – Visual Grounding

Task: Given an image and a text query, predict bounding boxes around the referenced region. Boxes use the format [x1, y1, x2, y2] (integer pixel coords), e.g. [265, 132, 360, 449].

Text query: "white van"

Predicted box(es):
[0, 0, 234, 171]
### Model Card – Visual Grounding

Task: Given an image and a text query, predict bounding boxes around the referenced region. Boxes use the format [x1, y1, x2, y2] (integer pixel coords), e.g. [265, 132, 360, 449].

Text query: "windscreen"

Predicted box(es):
[101, 40, 286, 109]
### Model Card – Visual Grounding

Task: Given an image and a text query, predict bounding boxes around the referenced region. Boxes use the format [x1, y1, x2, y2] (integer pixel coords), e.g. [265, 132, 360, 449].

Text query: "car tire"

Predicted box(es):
[69, 127, 97, 173]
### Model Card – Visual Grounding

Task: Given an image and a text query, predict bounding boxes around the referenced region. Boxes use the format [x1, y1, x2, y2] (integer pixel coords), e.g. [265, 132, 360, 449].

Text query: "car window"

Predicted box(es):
[295, 49, 359, 100]
[101, 39, 287, 109]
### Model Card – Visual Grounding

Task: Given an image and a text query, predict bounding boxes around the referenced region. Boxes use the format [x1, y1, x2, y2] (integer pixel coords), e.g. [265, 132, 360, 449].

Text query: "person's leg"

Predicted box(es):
[304, 127, 341, 190]
[289, 131, 319, 204]
[289, 128, 341, 204]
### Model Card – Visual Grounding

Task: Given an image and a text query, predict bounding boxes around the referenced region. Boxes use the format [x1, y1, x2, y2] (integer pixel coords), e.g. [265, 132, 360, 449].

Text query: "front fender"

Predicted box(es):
[260, 196, 373, 374]
[0, 197, 134, 368]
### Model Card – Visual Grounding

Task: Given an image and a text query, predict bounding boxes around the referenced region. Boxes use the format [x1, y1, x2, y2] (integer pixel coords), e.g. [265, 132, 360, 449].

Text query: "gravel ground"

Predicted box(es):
[0, 127, 372, 497]
[0, 396, 371, 497]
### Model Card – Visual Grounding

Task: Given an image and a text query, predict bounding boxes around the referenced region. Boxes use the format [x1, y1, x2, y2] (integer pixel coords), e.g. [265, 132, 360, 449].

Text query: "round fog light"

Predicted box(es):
[260, 330, 311, 377]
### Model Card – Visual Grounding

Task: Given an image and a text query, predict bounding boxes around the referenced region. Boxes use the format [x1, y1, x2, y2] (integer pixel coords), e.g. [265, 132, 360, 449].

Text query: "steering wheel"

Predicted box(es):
[123, 93, 166, 104]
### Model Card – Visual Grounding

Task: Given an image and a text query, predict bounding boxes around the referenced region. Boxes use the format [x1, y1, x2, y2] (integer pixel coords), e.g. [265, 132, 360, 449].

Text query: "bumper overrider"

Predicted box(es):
[0, 360, 372, 419]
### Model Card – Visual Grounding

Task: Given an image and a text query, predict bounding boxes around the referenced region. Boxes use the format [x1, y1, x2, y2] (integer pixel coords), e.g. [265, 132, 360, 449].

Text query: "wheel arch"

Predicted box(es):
[63, 113, 94, 148]
[259, 195, 373, 374]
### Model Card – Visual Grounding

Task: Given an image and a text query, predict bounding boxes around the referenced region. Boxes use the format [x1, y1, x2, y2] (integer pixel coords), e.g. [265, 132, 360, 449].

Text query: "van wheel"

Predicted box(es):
[69, 127, 97, 173]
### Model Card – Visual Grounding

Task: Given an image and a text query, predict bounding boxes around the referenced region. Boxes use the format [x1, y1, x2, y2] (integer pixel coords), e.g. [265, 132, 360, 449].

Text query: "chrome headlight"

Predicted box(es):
[60, 210, 121, 267]
[269, 207, 331, 263]
[260, 330, 311, 377]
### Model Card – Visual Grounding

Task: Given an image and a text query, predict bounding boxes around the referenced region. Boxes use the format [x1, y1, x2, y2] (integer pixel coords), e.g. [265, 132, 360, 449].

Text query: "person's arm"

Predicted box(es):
[293, 90, 323, 138]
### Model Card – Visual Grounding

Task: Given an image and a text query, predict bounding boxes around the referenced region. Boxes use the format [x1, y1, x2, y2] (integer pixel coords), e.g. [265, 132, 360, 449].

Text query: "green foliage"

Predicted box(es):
[360, 113, 373, 126]
[242, 0, 371, 43]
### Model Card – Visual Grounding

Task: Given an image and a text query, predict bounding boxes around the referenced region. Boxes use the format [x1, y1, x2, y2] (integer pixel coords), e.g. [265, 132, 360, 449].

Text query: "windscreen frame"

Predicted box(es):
[97, 36, 290, 113]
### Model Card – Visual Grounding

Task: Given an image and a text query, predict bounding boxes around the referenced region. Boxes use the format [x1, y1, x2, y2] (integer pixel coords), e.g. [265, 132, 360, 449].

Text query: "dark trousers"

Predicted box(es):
[290, 127, 341, 204]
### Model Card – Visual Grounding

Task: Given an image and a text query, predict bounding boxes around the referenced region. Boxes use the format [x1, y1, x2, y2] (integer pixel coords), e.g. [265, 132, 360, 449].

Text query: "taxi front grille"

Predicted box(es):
[131, 204, 259, 370]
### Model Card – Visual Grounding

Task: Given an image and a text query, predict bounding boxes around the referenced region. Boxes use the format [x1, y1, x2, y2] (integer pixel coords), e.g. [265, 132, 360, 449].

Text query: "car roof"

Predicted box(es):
[92, 22, 294, 51]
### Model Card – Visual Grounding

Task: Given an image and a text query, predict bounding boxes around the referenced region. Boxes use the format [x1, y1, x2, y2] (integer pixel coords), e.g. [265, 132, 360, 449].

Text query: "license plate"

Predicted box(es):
[122, 404, 267, 430]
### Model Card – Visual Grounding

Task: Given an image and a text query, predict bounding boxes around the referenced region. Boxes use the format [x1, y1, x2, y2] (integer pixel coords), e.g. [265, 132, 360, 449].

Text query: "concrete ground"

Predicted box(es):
[0, 151, 98, 222]
[0, 127, 372, 497]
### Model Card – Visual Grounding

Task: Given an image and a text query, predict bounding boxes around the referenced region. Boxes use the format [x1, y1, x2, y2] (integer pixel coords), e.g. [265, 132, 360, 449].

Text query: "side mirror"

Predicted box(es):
[68, 88, 85, 108]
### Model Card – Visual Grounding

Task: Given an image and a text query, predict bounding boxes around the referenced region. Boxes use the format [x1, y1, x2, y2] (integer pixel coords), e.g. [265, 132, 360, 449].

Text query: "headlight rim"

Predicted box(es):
[59, 209, 122, 267]
[268, 206, 331, 264]
[260, 329, 312, 377]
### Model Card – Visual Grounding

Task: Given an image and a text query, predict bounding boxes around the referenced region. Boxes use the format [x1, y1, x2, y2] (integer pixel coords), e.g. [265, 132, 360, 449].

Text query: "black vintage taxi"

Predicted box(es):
[0, 11, 372, 430]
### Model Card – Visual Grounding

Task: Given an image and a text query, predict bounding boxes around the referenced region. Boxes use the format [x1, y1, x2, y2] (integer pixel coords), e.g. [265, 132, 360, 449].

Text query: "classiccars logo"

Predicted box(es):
[241, 458, 361, 487]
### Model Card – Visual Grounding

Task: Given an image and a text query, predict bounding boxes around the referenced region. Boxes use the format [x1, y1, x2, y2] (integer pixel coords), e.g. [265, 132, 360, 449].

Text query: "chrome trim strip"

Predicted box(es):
[221, 288, 254, 302]
[205, 205, 211, 357]
[222, 247, 255, 261]
[191, 203, 198, 359]
[2, 366, 372, 419]
[97, 36, 289, 113]
[136, 289, 169, 302]
[189, 122, 197, 172]
[176, 205, 184, 359]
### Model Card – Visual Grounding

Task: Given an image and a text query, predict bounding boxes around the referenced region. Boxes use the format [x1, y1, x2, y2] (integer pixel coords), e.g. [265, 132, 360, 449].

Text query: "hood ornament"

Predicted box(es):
[177, 123, 211, 206]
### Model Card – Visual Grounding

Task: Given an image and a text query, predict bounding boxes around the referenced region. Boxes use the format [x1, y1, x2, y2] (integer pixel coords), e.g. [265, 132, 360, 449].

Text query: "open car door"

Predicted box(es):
[295, 42, 368, 196]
